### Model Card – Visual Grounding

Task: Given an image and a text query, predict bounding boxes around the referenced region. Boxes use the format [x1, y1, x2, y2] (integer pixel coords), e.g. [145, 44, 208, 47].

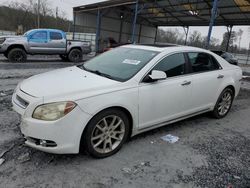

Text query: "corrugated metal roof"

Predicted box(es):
[74, 0, 250, 26]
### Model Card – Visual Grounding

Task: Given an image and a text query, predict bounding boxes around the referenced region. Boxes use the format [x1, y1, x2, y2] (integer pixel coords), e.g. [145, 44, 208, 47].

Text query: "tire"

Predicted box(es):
[8, 48, 27, 63]
[81, 109, 130, 158]
[68, 49, 83, 63]
[59, 54, 69, 61]
[212, 88, 234, 119]
[3, 52, 8, 59]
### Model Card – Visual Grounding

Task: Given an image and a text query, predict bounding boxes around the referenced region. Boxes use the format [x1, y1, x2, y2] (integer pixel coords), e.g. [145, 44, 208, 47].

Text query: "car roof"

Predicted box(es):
[27, 29, 63, 33]
[122, 44, 212, 54]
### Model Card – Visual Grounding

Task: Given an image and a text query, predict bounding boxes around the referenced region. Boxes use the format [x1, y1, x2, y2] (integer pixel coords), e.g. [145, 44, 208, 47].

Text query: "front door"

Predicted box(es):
[28, 31, 50, 54]
[138, 53, 193, 129]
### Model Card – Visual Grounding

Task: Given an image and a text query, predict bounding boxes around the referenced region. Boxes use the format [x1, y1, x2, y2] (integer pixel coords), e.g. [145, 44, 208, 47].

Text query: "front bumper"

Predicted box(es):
[0, 43, 8, 53]
[12, 88, 92, 154]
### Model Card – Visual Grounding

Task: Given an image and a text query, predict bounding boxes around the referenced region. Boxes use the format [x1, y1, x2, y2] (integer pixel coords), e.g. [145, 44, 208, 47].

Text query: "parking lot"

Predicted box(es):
[0, 55, 250, 188]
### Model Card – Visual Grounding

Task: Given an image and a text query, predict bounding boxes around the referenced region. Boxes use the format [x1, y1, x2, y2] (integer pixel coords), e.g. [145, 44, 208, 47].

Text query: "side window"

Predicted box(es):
[50, 32, 63, 40]
[187, 52, 220, 73]
[153, 53, 186, 78]
[30, 31, 47, 40]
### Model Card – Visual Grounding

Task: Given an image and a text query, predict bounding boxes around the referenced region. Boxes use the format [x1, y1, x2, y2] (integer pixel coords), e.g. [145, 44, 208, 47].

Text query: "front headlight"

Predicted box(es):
[0, 38, 6, 44]
[32, 101, 76, 121]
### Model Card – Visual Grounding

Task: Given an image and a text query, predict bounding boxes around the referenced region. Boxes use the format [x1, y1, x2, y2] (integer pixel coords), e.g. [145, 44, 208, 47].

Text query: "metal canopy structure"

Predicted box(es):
[73, 0, 250, 51]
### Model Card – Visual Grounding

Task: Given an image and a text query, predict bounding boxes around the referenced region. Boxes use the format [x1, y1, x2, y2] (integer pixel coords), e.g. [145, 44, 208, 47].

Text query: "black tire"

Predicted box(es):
[81, 109, 130, 158]
[212, 88, 234, 119]
[59, 54, 69, 61]
[8, 48, 27, 63]
[3, 52, 8, 59]
[68, 48, 83, 63]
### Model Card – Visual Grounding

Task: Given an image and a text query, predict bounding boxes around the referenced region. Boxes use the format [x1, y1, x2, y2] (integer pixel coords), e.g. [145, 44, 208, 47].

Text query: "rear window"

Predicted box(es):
[187, 52, 220, 73]
[50, 32, 63, 40]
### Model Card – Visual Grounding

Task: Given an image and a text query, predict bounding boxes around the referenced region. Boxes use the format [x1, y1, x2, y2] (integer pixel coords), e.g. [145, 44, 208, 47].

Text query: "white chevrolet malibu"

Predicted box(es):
[12, 44, 242, 158]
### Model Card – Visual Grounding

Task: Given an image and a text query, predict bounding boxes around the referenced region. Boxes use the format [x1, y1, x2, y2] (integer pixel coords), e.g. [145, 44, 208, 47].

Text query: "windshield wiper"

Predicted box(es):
[82, 64, 113, 79]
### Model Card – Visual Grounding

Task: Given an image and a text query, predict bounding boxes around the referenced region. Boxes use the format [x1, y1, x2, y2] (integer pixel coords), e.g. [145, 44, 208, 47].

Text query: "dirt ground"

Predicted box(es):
[0, 56, 250, 188]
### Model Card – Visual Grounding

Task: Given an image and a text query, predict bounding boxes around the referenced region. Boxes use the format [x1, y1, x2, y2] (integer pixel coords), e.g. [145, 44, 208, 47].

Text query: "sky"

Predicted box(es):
[0, 0, 249, 48]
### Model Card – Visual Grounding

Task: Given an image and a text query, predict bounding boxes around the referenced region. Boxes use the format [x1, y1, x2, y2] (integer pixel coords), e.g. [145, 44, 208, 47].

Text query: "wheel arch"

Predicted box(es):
[224, 85, 235, 97]
[68, 46, 82, 53]
[6, 44, 27, 55]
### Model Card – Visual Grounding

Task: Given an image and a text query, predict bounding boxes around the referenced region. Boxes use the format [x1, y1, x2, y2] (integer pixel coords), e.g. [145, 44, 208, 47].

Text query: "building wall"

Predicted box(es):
[75, 10, 156, 51]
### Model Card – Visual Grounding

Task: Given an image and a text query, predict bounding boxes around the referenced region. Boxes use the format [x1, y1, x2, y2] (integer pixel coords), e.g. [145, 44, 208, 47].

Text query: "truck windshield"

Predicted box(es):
[81, 47, 159, 82]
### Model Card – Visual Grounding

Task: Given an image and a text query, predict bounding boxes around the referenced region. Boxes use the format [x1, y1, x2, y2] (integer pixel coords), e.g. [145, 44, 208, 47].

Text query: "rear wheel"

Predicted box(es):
[8, 48, 27, 63]
[59, 54, 69, 61]
[82, 109, 130, 158]
[68, 49, 83, 63]
[212, 88, 234, 119]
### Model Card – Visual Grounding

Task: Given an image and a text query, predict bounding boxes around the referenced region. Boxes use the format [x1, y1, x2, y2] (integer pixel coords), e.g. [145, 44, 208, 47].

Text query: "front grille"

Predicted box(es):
[16, 95, 29, 108]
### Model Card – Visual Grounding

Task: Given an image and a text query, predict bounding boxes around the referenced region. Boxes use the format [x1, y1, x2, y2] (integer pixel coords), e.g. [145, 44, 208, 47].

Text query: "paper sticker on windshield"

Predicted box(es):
[122, 59, 141, 65]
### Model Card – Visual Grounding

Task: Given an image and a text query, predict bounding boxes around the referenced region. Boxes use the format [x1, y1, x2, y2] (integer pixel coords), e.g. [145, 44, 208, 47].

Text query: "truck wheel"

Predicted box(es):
[8, 48, 27, 63]
[59, 54, 69, 61]
[3, 52, 8, 59]
[68, 49, 83, 63]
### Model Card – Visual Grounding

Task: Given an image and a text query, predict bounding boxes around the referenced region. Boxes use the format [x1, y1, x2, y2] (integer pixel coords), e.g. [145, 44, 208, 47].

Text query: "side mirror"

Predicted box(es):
[143, 70, 167, 82]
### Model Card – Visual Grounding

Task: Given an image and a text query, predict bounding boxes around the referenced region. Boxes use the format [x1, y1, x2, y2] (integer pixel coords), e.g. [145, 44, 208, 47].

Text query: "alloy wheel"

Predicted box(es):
[217, 91, 232, 116]
[90, 115, 125, 154]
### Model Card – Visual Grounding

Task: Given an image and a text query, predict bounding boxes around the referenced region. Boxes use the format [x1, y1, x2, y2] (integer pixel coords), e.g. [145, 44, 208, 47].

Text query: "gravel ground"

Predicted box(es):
[0, 57, 250, 188]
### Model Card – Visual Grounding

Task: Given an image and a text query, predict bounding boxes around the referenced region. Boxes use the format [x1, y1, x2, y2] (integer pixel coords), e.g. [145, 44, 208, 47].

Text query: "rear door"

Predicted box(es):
[138, 52, 193, 129]
[28, 30, 50, 54]
[187, 52, 223, 112]
[47, 31, 66, 54]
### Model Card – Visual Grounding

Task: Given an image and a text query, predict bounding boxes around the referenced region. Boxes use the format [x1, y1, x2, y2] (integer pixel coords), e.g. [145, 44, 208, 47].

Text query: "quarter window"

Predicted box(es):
[187, 52, 220, 73]
[153, 53, 186, 78]
[50, 32, 63, 40]
[30, 31, 47, 40]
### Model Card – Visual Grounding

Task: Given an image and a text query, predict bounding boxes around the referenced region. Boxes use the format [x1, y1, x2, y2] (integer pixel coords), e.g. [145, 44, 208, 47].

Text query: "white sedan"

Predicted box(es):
[12, 45, 242, 158]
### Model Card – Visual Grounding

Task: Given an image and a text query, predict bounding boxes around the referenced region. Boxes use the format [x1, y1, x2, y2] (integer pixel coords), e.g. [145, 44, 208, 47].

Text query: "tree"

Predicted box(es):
[221, 31, 237, 52]
[188, 31, 203, 47]
[237, 29, 243, 50]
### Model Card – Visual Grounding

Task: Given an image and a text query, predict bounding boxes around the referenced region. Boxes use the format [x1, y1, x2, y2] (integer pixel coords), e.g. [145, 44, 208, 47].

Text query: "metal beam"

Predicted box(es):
[183, 26, 189, 45]
[73, 11, 76, 40]
[226, 25, 233, 52]
[96, 9, 101, 53]
[131, 0, 139, 43]
[154, 26, 158, 44]
[206, 0, 219, 49]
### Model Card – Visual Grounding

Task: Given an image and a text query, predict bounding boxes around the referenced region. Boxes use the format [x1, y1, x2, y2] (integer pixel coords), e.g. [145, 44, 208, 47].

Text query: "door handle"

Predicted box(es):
[181, 81, 191, 86]
[217, 74, 224, 79]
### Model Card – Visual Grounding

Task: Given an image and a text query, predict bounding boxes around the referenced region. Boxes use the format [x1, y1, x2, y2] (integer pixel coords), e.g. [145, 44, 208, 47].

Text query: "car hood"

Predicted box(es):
[0, 35, 25, 39]
[20, 66, 120, 99]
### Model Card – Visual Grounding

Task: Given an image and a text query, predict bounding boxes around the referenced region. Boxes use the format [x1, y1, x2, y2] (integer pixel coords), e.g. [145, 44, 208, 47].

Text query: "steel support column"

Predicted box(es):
[138, 24, 142, 43]
[206, 0, 219, 49]
[131, 0, 139, 43]
[183, 26, 189, 45]
[73, 11, 76, 40]
[154, 26, 158, 44]
[226, 25, 233, 52]
[118, 17, 124, 43]
[96, 9, 101, 53]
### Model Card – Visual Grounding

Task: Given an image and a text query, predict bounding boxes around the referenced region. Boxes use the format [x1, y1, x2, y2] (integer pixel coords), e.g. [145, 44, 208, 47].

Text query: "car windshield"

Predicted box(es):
[23, 30, 32, 37]
[80, 47, 159, 82]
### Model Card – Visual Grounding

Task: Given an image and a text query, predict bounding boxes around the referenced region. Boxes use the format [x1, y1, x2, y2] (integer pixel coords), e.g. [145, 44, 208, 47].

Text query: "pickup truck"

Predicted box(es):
[0, 29, 91, 63]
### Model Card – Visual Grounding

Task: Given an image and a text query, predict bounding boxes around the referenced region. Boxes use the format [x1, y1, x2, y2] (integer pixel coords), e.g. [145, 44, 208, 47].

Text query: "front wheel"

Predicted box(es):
[68, 49, 83, 63]
[8, 48, 27, 63]
[82, 109, 130, 158]
[212, 88, 234, 119]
